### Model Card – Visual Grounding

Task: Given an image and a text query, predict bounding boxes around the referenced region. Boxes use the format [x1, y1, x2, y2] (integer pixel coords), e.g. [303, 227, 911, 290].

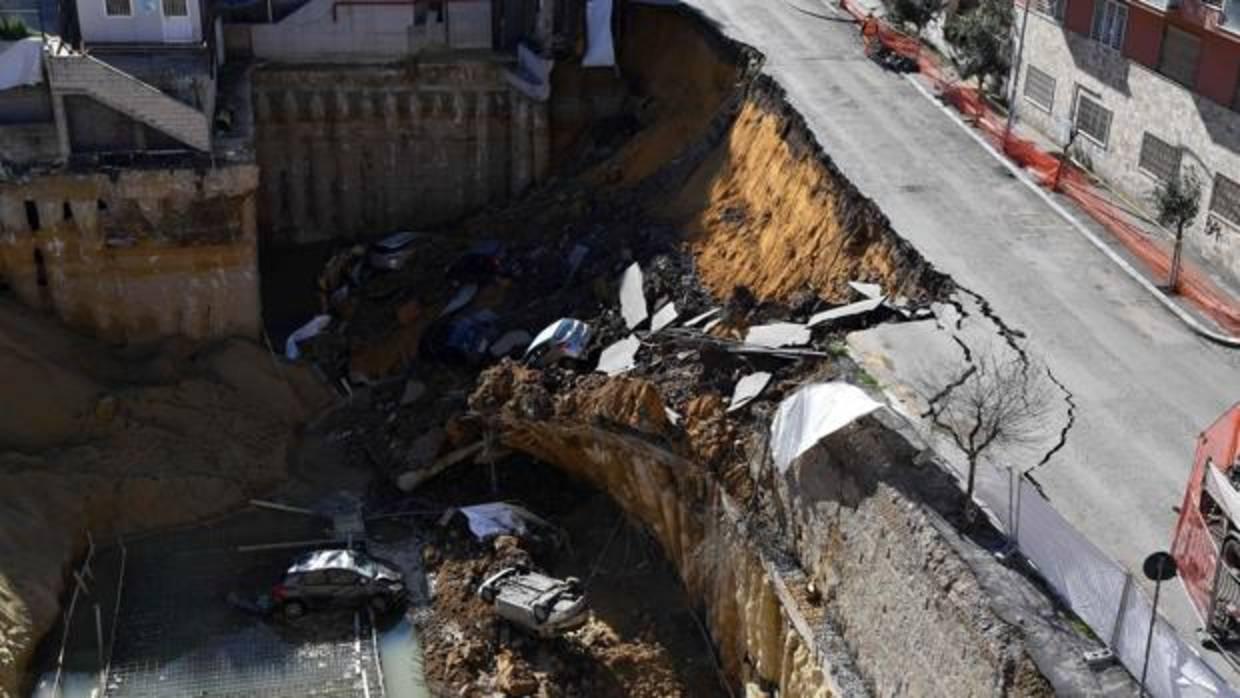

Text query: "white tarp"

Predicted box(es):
[285, 314, 331, 360]
[620, 262, 648, 329]
[770, 382, 881, 473]
[582, 0, 615, 67]
[0, 38, 44, 91]
[506, 42, 555, 102]
[457, 503, 553, 541]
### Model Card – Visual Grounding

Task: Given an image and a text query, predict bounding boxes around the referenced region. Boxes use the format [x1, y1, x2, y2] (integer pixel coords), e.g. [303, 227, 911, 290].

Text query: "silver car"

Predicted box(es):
[477, 567, 587, 637]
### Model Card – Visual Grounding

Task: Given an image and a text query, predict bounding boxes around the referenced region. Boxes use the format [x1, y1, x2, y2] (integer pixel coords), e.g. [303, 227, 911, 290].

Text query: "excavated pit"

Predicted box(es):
[1, 3, 1092, 698]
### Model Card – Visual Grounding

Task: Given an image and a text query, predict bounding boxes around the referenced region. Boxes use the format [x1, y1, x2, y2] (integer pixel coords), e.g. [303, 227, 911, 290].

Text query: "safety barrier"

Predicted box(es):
[843, 0, 1240, 335]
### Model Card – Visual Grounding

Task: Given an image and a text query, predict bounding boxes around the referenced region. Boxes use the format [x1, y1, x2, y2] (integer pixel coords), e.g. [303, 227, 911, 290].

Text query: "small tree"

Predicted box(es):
[885, 0, 945, 36]
[944, 0, 1013, 92]
[1152, 168, 1201, 293]
[924, 351, 1054, 521]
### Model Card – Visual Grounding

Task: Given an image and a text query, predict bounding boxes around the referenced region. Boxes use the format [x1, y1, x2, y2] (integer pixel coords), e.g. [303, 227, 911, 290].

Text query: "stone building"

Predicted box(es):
[1011, 0, 1240, 284]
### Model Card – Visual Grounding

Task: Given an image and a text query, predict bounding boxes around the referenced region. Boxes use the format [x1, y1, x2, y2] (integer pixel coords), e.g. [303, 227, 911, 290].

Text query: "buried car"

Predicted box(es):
[477, 566, 587, 637]
[273, 548, 407, 617]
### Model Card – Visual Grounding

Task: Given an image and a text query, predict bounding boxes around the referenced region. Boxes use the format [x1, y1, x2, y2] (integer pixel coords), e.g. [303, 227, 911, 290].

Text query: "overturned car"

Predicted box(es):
[477, 566, 587, 637]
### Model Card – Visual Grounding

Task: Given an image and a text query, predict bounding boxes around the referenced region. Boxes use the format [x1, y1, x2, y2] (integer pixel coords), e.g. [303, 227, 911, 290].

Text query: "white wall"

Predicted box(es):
[248, 0, 491, 62]
[1016, 12, 1240, 285]
[77, 0, 203, 45]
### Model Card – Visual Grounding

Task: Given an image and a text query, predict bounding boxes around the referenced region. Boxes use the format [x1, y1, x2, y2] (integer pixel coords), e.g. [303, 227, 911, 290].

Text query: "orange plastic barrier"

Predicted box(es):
[835, 0, 1240, 334]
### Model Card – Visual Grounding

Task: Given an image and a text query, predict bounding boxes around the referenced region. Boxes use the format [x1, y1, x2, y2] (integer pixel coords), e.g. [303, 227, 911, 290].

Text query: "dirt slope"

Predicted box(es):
[0, 300, 331, 697]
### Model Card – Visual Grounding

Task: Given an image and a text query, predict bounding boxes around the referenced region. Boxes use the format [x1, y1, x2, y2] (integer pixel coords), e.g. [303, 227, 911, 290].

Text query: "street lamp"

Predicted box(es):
[1140, 551, 1179, 697]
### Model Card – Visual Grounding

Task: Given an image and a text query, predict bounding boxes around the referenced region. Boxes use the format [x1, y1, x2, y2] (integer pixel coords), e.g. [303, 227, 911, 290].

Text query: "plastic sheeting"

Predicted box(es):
[457, 503, 552, 542]
[770, 382, 881, 473]
[0, 37, 44, 91]
[285, 315, 331, 360]
[582, 0, 615, 67]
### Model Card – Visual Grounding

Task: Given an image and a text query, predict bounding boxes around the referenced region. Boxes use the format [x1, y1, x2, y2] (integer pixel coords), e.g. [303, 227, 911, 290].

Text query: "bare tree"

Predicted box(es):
[1152, 168, 1202, 293]
[924, 351, 1055, 520]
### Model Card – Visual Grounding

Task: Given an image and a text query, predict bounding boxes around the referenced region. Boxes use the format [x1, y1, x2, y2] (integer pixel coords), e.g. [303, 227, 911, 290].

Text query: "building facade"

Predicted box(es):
[1013, 0, 1240, 285]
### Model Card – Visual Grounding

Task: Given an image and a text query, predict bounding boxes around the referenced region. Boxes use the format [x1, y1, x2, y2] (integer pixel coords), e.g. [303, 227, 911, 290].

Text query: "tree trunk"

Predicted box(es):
[1168, 225, 1185, 293]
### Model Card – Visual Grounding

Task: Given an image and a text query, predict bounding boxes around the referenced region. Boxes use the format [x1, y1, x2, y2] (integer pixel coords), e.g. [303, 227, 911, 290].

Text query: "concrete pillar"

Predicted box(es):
[453, 91, 468, 215]
[0, 195, 28, 234]
[510, 93, 531, 197]
[532, 100, 550, 185]
[51, 93, 70, 162]
[536, 0, 557, 51]
[308, 91, 333, 235]
[474, 91, 490, 206]
[282, 90, 308, 239]
[335, 89, 362, 239]
[68, 200, 99, 243]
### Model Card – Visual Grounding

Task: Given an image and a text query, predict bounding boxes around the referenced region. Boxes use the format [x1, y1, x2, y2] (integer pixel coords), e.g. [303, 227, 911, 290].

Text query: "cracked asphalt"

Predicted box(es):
[677, 0, 1240, 671]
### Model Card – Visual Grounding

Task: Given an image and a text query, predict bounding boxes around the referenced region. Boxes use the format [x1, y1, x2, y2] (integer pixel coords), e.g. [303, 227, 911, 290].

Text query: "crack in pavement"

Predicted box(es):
[1031, 366, 1077, 473]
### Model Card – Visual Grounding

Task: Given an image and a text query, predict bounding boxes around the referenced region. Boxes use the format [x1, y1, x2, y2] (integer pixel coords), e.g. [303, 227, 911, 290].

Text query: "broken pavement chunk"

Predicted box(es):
[620, 262, 649, 329]
[770, 382, 882, 473]
[650, 303, 679, 334]
[744, 322, 812, 349]
[728, 372, 772, 413]
[807, 297, 885, 328]
[285, 315, 332, 360]
[683, 307, 721, 328]
[848, 281, 883, 299]
[597, 335, 641, 376]
[525, 319, 591, 365]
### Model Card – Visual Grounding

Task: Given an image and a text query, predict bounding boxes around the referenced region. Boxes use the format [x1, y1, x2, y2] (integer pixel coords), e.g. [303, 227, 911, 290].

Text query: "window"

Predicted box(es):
[1090, 0, 1128, 50]
[1210, 174, 1240, 227]
[104, 0, 131, 16]
[1073, 91, 1112, 146]
[162, 0, 187, 16]
[327, 569, 359, 585]
[301, 571, 328, 586]
[1024, 65, 1056, 112]
[1158, 26, 1201, 87]
[1138, 133, 1181, 181]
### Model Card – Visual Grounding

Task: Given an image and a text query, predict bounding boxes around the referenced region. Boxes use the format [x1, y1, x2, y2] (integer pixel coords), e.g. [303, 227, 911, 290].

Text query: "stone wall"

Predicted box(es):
[0, 164, 261, 342]
[252, 60, 548, 245]
[1016, 13, 1240, 286]
[497, 407, 1057, 697]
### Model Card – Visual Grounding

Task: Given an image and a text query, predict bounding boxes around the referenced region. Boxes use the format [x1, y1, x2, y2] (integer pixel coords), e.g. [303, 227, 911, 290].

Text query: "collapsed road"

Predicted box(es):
[0, 0, 1215, 696]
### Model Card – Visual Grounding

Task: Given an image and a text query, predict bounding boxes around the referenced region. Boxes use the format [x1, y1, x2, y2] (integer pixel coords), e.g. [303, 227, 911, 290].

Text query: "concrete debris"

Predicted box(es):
[727, 372, 772, 413]
[807, 297, 885, 328]
[683, 307, 721, 327]
[400, 379, 427, 406]
[702, 317, 724, 333]
[525, 319, 591, 365]
[490, 330, 533, 358]
[285, 315, 332, 360]
[650, 303, 679, 334]
[770, 382, 882, 473]
[744, 322, 812, 348]
[597, 335, 641, 376]
[665, 407, 682, 425]
[848, 280, 883, 299]
[439, 284, 478, 317]
[620, 262, 649, 329]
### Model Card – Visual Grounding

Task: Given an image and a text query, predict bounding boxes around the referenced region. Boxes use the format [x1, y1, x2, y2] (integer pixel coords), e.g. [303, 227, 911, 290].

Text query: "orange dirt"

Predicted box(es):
[660, 93, 938, 304]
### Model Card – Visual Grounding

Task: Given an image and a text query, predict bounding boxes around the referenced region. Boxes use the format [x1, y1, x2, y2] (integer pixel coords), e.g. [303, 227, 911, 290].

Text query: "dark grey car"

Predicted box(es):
[273, 549, 406, 617]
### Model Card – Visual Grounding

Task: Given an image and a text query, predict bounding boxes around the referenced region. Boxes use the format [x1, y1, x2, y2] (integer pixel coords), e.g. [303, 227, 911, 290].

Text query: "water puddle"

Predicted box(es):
[378, 618, 430, 698]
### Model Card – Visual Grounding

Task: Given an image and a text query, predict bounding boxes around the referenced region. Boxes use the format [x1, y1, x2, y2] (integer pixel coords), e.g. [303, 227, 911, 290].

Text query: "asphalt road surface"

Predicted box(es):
[676, 0, 1240, 671]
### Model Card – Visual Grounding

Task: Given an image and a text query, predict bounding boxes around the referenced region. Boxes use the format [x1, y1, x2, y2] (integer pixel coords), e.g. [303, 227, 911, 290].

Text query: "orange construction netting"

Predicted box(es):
[842, 0, 1240, 335]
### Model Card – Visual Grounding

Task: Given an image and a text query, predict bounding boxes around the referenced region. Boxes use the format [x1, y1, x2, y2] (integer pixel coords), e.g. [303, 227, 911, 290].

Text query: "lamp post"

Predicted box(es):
[1140, 551, 1179, 696]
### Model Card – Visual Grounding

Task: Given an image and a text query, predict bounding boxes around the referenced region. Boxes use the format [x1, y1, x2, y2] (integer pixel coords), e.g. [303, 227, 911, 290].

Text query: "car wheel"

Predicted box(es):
[369, 595, 391, 614]
[282, 600, 306, 619]
[565, 576, 582, 593]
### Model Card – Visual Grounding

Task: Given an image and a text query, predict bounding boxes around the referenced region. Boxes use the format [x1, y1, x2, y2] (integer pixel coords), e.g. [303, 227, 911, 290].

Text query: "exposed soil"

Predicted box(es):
[413, 458, 727, 698]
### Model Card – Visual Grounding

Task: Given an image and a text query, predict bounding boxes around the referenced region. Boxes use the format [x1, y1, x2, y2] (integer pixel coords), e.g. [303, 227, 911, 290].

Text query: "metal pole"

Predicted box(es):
[1004, 0, 1033, 145]
[1140, 565, 1165, 695]
[94, 603, 104, 669]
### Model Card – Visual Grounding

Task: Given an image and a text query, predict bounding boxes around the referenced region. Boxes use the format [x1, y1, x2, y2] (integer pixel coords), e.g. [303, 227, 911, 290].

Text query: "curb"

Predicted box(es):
[902, 76, 1240, 348]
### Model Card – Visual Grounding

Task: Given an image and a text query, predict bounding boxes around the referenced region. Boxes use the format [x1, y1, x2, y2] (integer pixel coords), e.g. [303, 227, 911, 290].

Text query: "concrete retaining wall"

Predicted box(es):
[0, 164, 261, 341]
